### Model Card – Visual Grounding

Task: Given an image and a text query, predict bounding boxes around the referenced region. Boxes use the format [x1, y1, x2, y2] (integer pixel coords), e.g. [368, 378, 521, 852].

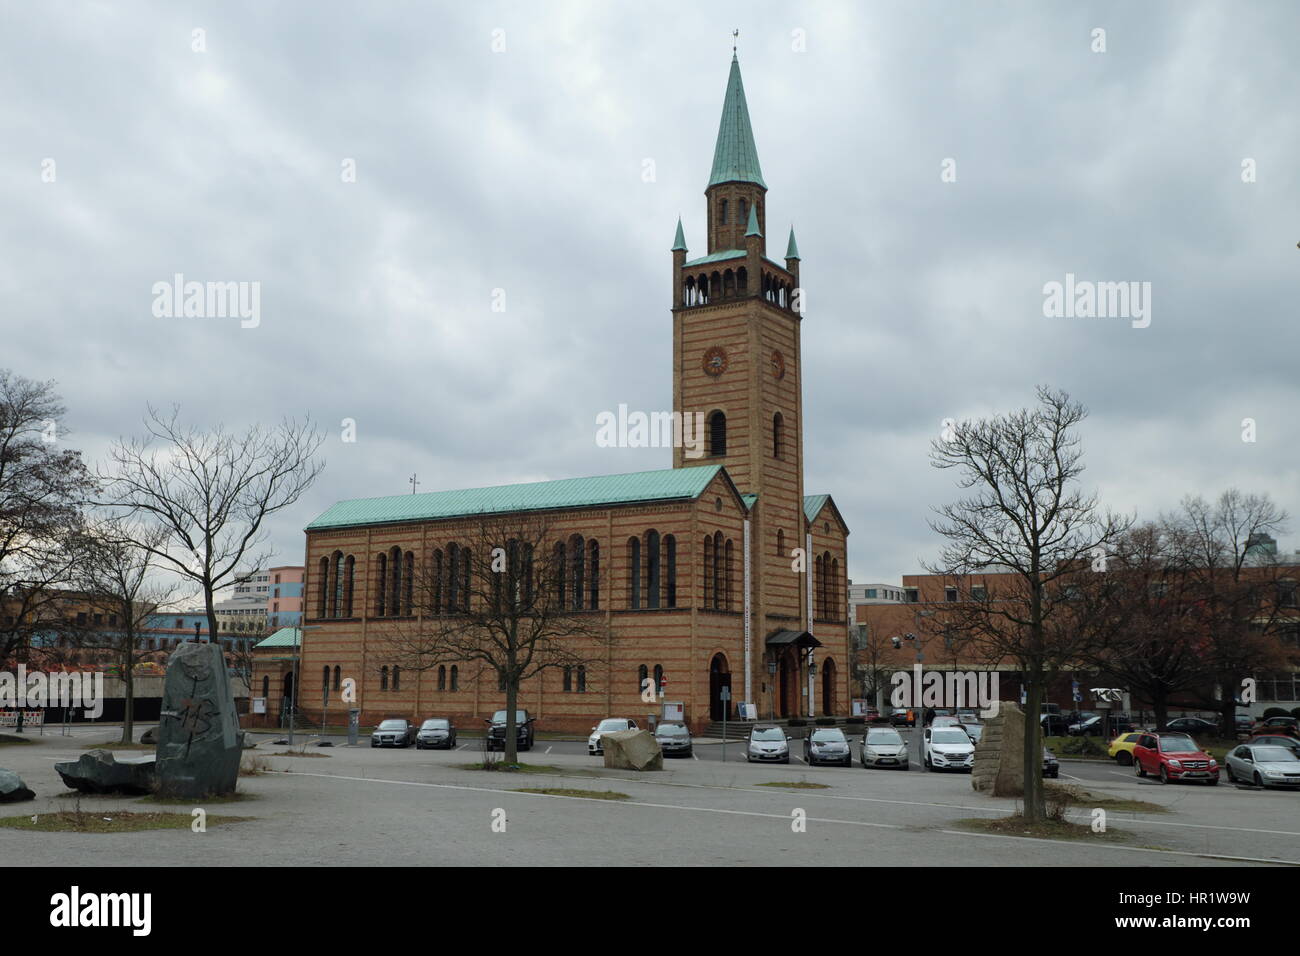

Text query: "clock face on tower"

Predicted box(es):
[702, 346, 728, 376]
[771, 349, 786, 380]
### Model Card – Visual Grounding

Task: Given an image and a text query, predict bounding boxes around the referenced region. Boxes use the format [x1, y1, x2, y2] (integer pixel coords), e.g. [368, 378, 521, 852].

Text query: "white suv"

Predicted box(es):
[924, 726, 975, 772]
[588, 718, 638, 755]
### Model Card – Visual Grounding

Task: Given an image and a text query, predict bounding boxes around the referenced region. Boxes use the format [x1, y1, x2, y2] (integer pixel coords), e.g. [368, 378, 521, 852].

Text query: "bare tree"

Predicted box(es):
[72, 519, 180, 742]
[1164, 490, 1292, 736]
[96, 406, 324, 652]
[0, 370, 90, 664]
[927, 387, 1130, 822]
[377, 511, 611, 764]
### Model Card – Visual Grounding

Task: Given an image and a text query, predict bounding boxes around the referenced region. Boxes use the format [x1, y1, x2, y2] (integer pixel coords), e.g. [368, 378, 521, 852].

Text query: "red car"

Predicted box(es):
[1132, 732, 1219, 785]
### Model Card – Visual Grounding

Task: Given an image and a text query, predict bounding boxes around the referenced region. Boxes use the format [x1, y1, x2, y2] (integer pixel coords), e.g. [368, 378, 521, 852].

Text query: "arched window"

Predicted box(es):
[720, 199, 728, 224]
[317, 557, 329, 618]
[723, 270, 735, 297]
[404, 551, 414, 615]
[703, 535, 714, 607]
[776, 529, 785, 558]
[437, 665, 446, 691]
[450, 665, 459, 691]
[392, 665, 401, 691]
[589, 540, 600, 609]
[629, 536, 641, 609]
[570, 534, 585, 610]
[563, 666, 572, 692]
[322, 665, 330, 690]
[576, 665, 586, 693]
[664, 535, 677, 608]
[646, 530, 661, 609]
[344, 555, 355, 616]
[380, 665, 389, 690]
[638, 664, 648, 695]
[430, 548, 443, 613]
[261, 675, 269, 699]
[725, 538, 734, 610]
[333, 666, 341, 691]
[446, 544, 459, 612]
[773, 413, 784, 460]
[459, 548, 471, 611]
[375, 552, 387, 616]
[653, 664, 664, 696]
[332, 551, 344, 617]
[830, 557, 840, 620]
[554, 541, 566, 605]
[737, 266, 748, 294]
[708, 411, 727, 457]
[389, 547, 402, 617]
[739, 198, 748, 225]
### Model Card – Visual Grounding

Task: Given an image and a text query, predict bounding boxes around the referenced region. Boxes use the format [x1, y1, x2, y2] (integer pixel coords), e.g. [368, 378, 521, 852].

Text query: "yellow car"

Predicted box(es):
[1108, 732, 1144, 765]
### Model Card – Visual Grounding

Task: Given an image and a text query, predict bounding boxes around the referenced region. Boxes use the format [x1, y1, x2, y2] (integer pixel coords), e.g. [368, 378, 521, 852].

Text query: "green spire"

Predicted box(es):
[671, 217, 687, 252]
[745, 204, 762, 238]
[708, 55, 766, 189]
[785, 226, 800, 260]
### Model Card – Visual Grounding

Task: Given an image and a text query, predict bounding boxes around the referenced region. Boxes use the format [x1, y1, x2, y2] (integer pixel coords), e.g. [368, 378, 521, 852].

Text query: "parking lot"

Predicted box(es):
[1, 722, 1297, 867]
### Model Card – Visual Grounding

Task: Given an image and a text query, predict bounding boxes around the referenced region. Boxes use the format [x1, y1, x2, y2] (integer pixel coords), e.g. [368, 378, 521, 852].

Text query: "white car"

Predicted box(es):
[1225, 743, 1300, 788]
[924, 726, 975, 772]
[588, 717, 638, 755]
[861, 726, 909, 770]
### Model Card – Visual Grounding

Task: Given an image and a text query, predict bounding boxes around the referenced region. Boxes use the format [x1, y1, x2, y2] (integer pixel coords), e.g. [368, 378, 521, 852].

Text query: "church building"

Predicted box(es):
[286, 54, 851, 734]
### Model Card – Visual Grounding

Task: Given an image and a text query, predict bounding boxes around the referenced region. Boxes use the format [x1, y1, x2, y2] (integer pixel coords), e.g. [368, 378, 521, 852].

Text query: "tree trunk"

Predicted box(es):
[1152, 690, 1168, 731]
[123, 665, 135, 744]
[1218, 679, 1237, 739]
[504, 653, 519, 765]
[1023, 675, 1045, 821]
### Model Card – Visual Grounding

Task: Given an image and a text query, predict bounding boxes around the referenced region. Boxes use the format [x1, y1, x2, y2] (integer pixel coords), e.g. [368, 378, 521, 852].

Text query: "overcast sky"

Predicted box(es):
[3, 1, 1298, 588]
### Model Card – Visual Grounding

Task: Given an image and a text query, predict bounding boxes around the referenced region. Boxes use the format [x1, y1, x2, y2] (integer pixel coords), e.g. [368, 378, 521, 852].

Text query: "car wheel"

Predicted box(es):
[1207, 777, 1219, 786]
[1116, 752, 1133, 766]
[1135, 759, 1146, 777]
[1254, 772, 1264, 788]
[1226, 766, 1236, 783]
[1158, 765, 1169, 785]
[782, 757, 790, 764]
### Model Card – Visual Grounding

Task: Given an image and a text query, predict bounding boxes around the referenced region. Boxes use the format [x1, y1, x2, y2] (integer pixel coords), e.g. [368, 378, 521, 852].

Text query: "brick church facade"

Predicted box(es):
[284, 55, 851, 734]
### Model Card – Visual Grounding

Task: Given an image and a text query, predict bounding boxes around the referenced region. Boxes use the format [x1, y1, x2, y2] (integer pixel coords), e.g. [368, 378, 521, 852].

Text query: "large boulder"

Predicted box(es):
[602, 729, 663, 771]
[139, 727, 157, 745]
[972, 703, 1026, 796]
[0, 768, 35, 802]
[54, 750, 156, 795]
[155, 642, 245, 799]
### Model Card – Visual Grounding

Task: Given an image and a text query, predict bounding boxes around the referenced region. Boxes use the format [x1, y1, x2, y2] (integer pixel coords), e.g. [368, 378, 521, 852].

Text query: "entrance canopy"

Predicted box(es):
[766, 629, 822, 650]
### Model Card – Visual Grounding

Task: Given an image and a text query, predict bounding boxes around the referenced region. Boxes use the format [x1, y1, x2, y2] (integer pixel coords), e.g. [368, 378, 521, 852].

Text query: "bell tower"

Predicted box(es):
[671, 53, 805, 622]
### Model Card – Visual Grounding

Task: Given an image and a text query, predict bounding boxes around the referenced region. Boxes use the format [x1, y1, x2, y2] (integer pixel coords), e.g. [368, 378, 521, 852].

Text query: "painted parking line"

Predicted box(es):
[545, 746, 553, 755]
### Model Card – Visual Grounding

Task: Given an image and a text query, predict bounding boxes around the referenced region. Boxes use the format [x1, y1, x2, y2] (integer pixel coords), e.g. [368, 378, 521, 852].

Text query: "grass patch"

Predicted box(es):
[139, 792, 257, 805]
[1046, 783, 1166, 814]
[458, 762, 570, 774]
[513, 788, 629, 801]
[0, 734, 34, 746]
[756, 781, 831, 790]
[267, 750, 330, 758]
[0, 810, 252, 833]
[954, 815, 1122, 841]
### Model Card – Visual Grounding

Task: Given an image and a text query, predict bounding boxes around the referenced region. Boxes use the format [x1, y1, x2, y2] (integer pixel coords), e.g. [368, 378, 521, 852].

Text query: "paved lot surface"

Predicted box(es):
[1, 726, 1296, 866]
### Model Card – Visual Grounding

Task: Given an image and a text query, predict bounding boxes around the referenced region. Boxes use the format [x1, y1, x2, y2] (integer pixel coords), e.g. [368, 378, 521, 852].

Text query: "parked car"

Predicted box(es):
[1042, 748, 1060, 778]
[961, 723, 984, 744]
[587, 717, 638, 755]
[804, 727, 852, 767]
[1251, 716, 1300, 738]
[931, 715, 962, 729]
[923, 726, 975, 772]
[1165, 717, 1217, 736]
[1041, 714, 1072, 737]
[861, 726, 909, 770]
[1244, 734, 1300, 757]
[485, 709, 536, 752]
[889, 709, 916, 727]
[370, 718, 415, 748]
[415, 717, 456, 749]
[1225, 744, 1300, 788]
[1132, 732, 1220, 785]
[1108, 732, 1144, 765]
[1235, 714, 1256, 733]
[956, 709, 980, 726]
[654, 722, 693, 758]
[746, 725, 791, 763]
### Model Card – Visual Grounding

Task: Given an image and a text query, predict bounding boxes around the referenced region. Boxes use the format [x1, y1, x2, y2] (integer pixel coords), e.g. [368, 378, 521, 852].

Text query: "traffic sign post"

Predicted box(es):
[720, 686, 731, 763]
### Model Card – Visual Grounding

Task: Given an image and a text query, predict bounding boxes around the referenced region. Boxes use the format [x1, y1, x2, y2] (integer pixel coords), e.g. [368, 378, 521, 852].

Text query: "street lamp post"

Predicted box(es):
[767, 657, 777, 721]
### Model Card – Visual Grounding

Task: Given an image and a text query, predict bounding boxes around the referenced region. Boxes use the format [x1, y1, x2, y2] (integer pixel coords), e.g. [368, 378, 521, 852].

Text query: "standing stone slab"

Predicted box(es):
[155, 642, 244, 799]
[0, 768, 35, 802]
[602, 729, 664, 771]
[971, 703, 1026, 796]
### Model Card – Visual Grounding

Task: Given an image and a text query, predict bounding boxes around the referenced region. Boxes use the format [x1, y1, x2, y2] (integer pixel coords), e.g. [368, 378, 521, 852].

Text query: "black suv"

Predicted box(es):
[485, 709, 535, 751]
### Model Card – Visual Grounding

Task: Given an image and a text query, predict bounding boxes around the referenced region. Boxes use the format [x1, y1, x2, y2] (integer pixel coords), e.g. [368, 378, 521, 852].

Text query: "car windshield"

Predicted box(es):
[378, 720, 406, 730]
[1254, 736, 1295, 747]
[965, 726, 984, 741]
[597, 719, 628, 731]
[657, 725, 687, 737]
[1253, 746, 1299, 762]
[811, 729, 846, 742]
[752, 727, 785, 741]
[932, 730, 970, 745]
[421, 720, 448, 729]
[1159, 737, 1200, 753]
[492, 711, 527, 722]
[866, 729, 903, 746]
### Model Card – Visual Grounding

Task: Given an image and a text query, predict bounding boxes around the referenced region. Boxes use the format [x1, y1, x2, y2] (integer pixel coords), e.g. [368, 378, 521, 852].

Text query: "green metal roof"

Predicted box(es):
[255, 627, 301, 649]
[306, 465, 726, 531]
[683, 249, 745, 268]
[803, 494, 829, 523]
[745, 204, 762, 237]
[671, 217, 687, 252]
[785, 227, 800, 261]
[708, 55, 766, 189]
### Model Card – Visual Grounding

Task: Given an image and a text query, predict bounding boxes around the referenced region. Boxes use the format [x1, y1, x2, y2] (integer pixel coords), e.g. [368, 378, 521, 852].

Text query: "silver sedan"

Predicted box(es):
[1225, 744, 1300, 789]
